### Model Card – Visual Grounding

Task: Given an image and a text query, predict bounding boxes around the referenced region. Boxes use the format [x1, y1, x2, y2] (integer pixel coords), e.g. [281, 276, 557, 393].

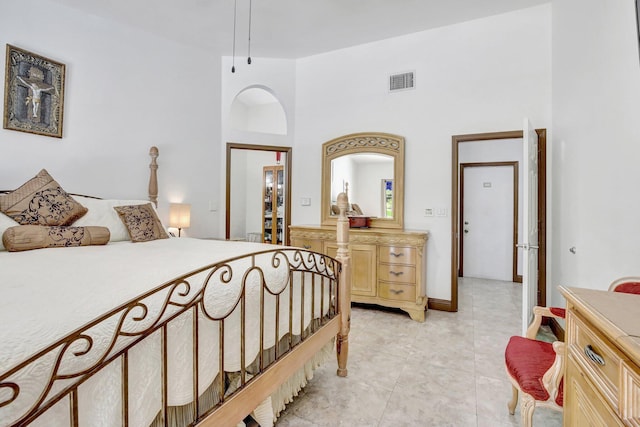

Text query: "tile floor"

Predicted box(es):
[274, 277, 564, 426]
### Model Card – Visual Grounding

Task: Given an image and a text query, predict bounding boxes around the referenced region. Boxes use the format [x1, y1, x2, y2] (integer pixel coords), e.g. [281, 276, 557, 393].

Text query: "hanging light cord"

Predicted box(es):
[231, 0, 237, 73]
[247, 0, 252, 64]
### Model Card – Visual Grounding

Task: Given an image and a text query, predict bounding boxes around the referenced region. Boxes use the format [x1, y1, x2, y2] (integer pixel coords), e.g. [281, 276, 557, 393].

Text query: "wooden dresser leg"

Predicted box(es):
[404, 307, 426, 322]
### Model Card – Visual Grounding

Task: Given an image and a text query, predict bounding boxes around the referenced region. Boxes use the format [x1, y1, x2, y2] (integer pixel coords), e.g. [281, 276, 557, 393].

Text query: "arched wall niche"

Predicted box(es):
[229, 85, 287, 135]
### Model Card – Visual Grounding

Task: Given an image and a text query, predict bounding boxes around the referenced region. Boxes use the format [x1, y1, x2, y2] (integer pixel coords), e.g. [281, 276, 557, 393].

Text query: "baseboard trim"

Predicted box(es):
[428, 298, 455, 312]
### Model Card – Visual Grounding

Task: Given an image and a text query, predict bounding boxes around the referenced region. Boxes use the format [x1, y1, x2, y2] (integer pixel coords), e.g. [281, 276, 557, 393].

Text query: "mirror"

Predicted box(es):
[321, 132, 404, 229]
[226, 143, 292, 245]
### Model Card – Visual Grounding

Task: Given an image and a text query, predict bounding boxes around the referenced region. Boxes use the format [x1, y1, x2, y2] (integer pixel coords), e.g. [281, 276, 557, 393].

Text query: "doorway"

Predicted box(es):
[449, 129, 547, 312]
[459, 162, 519, 283]
[225, 143, 292, 245]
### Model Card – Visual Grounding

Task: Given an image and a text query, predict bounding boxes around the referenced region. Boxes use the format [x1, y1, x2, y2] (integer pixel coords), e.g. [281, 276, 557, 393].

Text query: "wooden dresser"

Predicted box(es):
[560, 286, 640, 426]
[289, 225, 428, 322]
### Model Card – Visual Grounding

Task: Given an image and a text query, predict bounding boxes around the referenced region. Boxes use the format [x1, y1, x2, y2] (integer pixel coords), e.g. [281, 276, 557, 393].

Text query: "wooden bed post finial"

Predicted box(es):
[335, 191, 351, 377]
[149, 146, 159, 207]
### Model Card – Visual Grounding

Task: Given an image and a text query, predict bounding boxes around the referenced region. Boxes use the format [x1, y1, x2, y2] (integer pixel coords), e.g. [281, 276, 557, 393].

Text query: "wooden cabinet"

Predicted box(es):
[290, 225, 428, 321]
[560, 287, 640, 427]
[262, 165, 284, 245]
[325, 242, 378, 297]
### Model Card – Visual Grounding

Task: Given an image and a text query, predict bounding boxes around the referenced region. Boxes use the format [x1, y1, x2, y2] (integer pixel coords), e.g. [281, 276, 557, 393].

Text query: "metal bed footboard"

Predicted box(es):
[0, 248, 340, 427]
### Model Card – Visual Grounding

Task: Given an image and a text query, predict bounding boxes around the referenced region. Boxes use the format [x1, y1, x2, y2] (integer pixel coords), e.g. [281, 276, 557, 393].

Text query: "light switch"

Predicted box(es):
[300, 197, 311, 206]
[424, 208, 434, 217]
[436, 208, 448, 217]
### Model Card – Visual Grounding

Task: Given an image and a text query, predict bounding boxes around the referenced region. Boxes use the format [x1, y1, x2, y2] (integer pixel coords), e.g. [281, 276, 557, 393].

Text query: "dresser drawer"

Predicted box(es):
[379, 246, 416, 265]
[378, 282, 416, 302]
[290, 237, 323, 252]
[565, 355, 625, 427]
[568, 310, 626, 411]
[378, 264, 416, 283]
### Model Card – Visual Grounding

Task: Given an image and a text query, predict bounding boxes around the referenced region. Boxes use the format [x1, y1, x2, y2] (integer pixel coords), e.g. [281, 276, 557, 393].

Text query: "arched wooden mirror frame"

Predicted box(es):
[321, 132, 405, 229]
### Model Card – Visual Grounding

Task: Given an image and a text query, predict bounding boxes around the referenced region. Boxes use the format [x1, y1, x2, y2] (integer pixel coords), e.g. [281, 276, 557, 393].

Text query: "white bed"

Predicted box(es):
[0, 148, 352, 427]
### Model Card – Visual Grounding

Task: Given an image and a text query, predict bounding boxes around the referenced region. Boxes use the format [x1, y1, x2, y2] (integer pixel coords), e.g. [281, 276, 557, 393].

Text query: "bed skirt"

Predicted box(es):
[148, 323, 335, 427]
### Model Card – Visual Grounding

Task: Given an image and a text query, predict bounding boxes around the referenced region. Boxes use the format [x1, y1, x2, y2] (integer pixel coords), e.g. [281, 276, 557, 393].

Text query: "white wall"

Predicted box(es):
[230, 96, 287, 135]
[331, 156, 355, 202]
[355, 161, 394, 217]
[550, 0, 640, 305]
[293, 5, 551, 300]
[220, 57, 297, 234]
[0, 0, 221, 238]
[229, 149, 248, 239]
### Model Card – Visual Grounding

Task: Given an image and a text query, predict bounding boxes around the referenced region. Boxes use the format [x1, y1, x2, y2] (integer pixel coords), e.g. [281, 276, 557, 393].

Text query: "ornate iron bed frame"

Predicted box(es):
[0, 147, 352, 427]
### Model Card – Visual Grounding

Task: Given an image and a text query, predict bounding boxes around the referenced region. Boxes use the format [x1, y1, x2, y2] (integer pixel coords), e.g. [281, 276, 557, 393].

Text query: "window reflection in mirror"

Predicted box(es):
[383, 179, 393, 218]
[330, 153, 394, 218]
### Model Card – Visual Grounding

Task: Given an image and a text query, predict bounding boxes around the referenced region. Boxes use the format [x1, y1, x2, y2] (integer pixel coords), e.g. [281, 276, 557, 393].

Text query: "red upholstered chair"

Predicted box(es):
[609, 276, 640, 294]
[505, 277, 640, 426]
[505, 306, 566, 427]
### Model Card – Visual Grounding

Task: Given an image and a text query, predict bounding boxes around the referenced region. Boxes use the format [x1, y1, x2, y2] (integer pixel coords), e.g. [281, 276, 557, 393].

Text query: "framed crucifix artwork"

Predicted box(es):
[3, 45, 66, 138]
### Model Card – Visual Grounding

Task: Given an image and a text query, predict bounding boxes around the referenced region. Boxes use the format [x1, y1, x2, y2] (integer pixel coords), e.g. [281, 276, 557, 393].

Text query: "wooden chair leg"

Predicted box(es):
[508, 384, 518, 415]
[520, 394, 536, 427]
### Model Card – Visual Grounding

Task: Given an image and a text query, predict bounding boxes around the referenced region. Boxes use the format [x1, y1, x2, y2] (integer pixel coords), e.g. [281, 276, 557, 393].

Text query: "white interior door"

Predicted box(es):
[520, 118, 539, 335]
[462, 166, 514, 281]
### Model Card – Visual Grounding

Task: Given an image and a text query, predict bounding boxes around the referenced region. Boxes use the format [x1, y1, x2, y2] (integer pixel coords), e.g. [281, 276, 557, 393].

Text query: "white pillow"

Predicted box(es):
[0, 212, 20, 251]
[72, 197, 158, 242]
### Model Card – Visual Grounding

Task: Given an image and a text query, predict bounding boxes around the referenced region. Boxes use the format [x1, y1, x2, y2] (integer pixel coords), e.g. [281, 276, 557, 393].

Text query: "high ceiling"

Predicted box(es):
[49, 0, 550, 58]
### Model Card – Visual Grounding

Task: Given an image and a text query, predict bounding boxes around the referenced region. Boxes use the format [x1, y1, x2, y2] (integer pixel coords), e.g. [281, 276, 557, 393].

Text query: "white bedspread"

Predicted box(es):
[0, 238, 333, 427]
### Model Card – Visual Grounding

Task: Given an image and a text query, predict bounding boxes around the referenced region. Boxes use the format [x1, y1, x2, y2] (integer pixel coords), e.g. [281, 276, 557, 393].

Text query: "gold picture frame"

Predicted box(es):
[3, 45, 65, 138]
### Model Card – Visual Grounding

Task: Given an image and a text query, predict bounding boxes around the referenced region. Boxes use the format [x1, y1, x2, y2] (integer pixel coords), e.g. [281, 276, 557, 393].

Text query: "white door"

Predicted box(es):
[462, 166, 514, 281]
[520, 118, 539, 335]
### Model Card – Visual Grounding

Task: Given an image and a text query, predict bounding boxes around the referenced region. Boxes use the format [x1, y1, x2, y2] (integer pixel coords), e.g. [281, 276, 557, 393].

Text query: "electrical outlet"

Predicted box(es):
[300, 197, 311, 206]
[436, 208, 448, 217]
[424, 208, 434, 217]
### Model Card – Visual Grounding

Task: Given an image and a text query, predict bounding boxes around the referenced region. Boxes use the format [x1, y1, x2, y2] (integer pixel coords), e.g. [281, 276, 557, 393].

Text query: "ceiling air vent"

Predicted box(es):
[389, 71, 415, 92]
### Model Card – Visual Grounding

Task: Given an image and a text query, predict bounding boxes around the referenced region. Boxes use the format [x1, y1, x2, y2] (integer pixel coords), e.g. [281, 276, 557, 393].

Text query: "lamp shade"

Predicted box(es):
[169, 203, 191, 229]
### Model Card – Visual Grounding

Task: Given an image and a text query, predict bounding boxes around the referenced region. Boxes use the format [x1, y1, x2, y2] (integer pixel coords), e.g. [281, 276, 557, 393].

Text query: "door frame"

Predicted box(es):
[446, 129, 547, 312]
[459, 161, 520, 283]
[225, 143, 293, 245]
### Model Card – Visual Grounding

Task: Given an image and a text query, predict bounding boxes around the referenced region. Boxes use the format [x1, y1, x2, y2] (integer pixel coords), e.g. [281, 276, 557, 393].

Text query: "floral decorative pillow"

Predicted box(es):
[113, 203, 169, 242]
[72, 197, 155, 242]
[0, 169, 87, 226]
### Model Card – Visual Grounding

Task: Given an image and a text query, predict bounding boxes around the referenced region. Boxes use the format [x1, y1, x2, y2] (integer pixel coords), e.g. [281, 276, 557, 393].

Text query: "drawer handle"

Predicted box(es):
[389, 271, 404, 276]
[389, 252, 404, 258]
[303, 245, 311, 249]
[584, 345, 605, 366]
[390, 289, 405, 295]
